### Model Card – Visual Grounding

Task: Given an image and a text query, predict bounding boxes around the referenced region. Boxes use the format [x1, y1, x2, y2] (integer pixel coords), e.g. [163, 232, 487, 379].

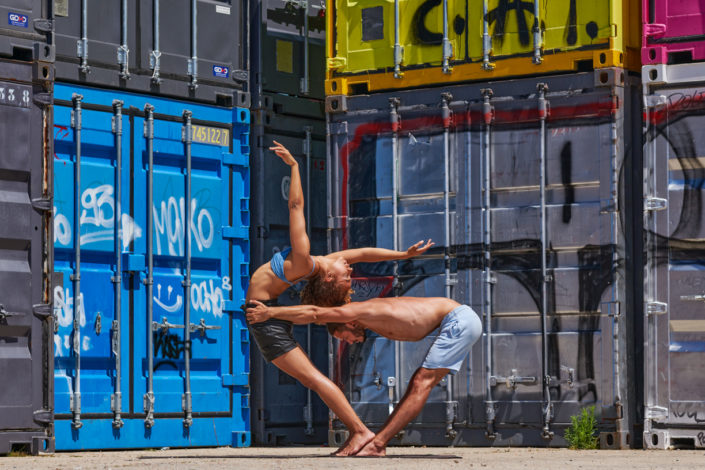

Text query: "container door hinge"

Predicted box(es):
[223, 226, 248, 240]
[222, 373, 249, 387]
[33, 19, 54, 33]
[255, 225, 269, 239]
[31, 197, 52, 212]
[33, 409, 52, 424]
[33, 92, 52, 106]
[32, 303, 52, 321]
[327, 57, 346, 70]
[644, 24, 666, 39]
[231, 69, 249, 83]
[222, 152, 249, 167]
[646, 301, 667, 316]
[646, 406, 668, 420]
[645, 197, 667, 211]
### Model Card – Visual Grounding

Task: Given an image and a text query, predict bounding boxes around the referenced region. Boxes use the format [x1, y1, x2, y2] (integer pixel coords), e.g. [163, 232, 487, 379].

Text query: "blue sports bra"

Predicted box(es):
[270, 247, 316, 286]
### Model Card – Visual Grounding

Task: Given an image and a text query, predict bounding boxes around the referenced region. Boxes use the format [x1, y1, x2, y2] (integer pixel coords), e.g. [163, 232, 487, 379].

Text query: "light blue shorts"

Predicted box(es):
[421, 304, 482, 374]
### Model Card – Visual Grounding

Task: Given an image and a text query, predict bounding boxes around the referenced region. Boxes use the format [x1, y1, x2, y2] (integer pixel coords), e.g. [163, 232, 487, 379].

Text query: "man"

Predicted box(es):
[245, 296, 482, 456]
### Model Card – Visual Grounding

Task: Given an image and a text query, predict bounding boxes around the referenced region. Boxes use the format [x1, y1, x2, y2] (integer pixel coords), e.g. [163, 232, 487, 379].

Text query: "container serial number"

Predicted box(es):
[192, 125, 230, 146]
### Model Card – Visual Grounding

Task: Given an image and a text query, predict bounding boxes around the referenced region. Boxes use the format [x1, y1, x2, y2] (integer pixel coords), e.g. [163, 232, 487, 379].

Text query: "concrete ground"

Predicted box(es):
[1, 446, 703, 470]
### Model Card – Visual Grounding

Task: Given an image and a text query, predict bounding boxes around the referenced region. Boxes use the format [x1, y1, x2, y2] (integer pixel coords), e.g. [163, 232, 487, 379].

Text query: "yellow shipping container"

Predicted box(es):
[326, 0, 641, 95]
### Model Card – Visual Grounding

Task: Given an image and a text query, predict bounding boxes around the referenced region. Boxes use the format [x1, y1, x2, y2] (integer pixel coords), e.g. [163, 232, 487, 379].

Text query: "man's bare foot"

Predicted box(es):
[354, 439, 386, 457]
[333, 429, 375, 456]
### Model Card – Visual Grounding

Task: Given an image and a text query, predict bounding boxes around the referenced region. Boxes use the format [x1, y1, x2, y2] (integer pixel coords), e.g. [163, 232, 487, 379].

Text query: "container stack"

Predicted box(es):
[49, 1, 251, 450]
[248, 0, 331, 445]
[641, 0, 705, 450]
[325, 0, 643, 448]
[0, 1, 55, 456]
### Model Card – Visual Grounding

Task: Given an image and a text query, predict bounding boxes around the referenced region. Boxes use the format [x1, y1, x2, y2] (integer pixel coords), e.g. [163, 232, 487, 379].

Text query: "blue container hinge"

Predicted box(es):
[122, 253, 145, 272]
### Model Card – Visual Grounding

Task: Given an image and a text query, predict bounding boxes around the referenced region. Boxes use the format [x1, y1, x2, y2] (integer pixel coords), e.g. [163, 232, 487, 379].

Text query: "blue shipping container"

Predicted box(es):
[52, 83, 251, 449]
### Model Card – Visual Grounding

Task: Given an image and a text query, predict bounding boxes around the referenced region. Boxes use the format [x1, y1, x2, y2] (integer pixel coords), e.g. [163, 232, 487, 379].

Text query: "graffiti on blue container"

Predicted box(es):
[154, 331, 190, 361]
[152, 193, 217, 256]
[154, 278, 231, 317]
[53, 286, 91, 356]
[53, 182, 142, 248]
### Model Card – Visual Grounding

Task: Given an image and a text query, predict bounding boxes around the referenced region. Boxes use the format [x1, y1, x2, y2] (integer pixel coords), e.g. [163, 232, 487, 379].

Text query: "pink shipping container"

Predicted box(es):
[643, 0, 705, 65]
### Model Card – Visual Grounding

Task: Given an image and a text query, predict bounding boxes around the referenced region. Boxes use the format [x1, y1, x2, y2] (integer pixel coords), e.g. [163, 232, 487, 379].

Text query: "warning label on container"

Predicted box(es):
[8, 12, 28, 28]
[213, 65, 229, 78]
[192, 125, 230, 147]
[0, 82, 31, 108]
[216, 5, 231, 15]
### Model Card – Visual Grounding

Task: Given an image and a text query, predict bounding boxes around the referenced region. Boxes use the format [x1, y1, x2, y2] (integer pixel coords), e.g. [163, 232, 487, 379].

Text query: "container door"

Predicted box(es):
[0, 0, 52, 60]
[250, 94, 329, 443]
[131, 109, 232, 415]
[331, 98, 462, 438]
[0, 66, 53, 453]
[260, 0, 325, 99]
[644, 1, 705, 63]
[328, 78, 628, 445]
[53, 98, 130, 419]
[54, 0, 137, 75]
[467, 89, 623, 440]
[644, 85, 705, 444]
[53, 83, 251, 449]
[140, 0, 245, 90]
[332, 0, 467, 74]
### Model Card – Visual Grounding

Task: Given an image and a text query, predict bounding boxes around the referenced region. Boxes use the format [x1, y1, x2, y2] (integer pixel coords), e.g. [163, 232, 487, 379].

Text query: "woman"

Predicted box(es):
[246, 141, 433, 455]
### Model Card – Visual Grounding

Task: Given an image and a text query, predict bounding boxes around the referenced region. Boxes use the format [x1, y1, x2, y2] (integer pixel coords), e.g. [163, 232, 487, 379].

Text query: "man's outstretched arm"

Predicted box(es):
[245, 300, 359, 325]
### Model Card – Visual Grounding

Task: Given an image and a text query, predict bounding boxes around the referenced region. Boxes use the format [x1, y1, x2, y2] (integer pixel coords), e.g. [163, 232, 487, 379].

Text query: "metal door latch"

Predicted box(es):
[0, 304, 21, 321]
[490, 369, 537, 389]
[189, 318, 222, 337]
[644, 197, 667, 211]
[152, 317, 185, 333]
[646, 301, 667, 315]
[681, 294, 705, 302]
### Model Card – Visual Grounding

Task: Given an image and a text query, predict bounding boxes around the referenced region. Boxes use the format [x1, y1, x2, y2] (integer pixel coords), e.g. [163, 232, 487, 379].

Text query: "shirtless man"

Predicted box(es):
[245, 297, 483, 457]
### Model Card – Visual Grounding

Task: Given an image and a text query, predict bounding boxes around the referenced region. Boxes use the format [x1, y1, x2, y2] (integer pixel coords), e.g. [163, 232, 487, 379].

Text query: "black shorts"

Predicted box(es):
[246, 299, 298, 362]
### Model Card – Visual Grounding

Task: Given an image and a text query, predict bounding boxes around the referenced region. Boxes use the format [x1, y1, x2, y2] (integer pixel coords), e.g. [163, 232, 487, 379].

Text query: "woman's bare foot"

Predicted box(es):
[333, 430, 375, 456]
[354, 439, 386, 457]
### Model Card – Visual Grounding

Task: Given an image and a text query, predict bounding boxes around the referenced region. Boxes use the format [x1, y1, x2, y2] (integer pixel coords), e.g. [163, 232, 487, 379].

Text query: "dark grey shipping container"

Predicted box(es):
[0, 0, 53, 62]
[325, 68, 643, 448]
[250, 0, 325, 101]
[54, 0, 249, 106]
[642, 62, 705, 449]
[250, 92, 329, 444]
[0, 58, 55, 455]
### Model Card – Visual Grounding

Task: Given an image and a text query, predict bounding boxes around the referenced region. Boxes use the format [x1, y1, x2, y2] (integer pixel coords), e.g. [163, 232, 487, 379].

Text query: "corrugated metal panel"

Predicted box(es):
[52, 82, 251, 450]
[643, 62, 705, 450]
[249, 92, 329, 444]
[251, 0, 325, 99]
[326, 69, 641, 447]
[0, 0, 53, 62]
[0, 59, 55, 455]
[54, 0, 249, 106]
[642, 0, 705, 65]
[326, 0, 641, 95]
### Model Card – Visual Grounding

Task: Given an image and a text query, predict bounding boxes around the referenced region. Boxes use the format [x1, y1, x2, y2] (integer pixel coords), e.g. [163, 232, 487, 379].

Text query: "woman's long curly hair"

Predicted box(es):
[300, 271, 353, 307]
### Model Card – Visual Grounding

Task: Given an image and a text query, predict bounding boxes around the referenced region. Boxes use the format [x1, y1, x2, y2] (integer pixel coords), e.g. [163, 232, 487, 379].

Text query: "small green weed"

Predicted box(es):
[565, 406, 599, 449]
